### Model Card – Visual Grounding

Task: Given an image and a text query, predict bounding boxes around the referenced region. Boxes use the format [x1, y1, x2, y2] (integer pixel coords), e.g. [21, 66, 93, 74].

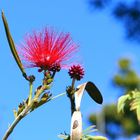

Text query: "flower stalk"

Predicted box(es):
[67, 65, 85, 116]
[28, 82, 33, 105]
[66, 79, 76, 115]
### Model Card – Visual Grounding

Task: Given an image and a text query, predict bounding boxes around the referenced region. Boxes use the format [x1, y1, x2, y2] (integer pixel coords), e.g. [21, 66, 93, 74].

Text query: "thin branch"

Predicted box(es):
[50, 92, 66, 100]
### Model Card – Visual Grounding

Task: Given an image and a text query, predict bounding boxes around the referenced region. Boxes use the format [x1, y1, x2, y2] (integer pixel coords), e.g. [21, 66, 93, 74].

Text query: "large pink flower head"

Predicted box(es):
[19, 28, 78, 72]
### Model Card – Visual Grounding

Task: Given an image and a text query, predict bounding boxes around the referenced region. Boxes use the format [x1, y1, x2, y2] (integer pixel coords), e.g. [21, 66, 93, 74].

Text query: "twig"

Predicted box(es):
[50, 92, 66, 100]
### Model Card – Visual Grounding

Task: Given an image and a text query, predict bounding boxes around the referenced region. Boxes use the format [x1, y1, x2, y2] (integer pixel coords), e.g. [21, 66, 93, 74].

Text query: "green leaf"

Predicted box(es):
[58, 130, 107, 140]
[130, 98, 140, 110]
[129, 91, 140, 123]
[131, 90, 140, 98]
[117, 94, 130, 113]
[84, 135, 107, 140]
[58, 134, 70, 140]
[1, 11, 27, 78]
[118, 90, 140, 123]
[136, 106, 140, 124]
[83, 125, 96, 135]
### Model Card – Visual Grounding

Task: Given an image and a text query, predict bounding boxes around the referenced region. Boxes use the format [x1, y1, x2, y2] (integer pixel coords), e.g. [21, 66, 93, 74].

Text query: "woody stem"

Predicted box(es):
[2, 105, 29, 140]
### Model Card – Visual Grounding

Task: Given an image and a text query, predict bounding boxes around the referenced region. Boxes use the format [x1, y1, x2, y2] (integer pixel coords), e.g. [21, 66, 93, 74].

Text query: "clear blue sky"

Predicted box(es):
[0, 0, 140, 140]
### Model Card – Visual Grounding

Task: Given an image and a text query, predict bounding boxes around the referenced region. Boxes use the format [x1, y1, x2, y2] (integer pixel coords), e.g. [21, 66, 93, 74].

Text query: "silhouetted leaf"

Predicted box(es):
[85, 81, 103, 104]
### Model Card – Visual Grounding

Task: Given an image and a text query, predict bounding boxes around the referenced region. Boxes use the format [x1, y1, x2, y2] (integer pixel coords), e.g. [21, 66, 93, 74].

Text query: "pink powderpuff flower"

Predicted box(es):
[18, 28, 78, 71]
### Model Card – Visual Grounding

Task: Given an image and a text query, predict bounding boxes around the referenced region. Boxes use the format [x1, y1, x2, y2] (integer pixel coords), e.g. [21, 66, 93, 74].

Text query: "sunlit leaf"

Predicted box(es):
[132, 90, 140, 98]
[136, 106, 140, 124]
[118, 90, 140, 123]
[58, 134, 70, 140]
[75, 81, 103, 111]
[83, 135, 107, 140]
[58, 125, 107, 140]
[130, 98, 140, 110]
[83, 125, 96, 135]
[129, 90, 140, 123]
[117, 94, 130, 113]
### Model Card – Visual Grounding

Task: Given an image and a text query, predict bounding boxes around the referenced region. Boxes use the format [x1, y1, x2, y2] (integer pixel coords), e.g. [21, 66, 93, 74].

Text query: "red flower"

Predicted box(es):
[19, 28, 78, 71]
[68, 64, 84, 80]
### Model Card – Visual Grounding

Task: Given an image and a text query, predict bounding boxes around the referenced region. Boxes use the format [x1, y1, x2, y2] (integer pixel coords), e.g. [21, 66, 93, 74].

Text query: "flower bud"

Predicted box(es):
[27, 75, 35, 82]
[50, 63, 61, 72]
[68, 65, 84, 81]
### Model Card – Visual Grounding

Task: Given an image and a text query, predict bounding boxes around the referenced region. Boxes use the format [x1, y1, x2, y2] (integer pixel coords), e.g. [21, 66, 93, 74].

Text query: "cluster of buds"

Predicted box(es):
[49, 63, 61, 72]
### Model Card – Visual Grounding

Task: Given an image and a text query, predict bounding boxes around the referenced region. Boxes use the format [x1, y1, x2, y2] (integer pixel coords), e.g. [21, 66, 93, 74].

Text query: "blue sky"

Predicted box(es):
[0, 0, 140, 140]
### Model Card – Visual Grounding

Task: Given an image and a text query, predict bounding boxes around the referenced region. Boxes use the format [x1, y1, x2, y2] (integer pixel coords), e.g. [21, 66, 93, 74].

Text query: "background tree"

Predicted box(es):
[89, 59, 140, 139]
[89, 0, 140, 43]
[88, 1, 140, 139]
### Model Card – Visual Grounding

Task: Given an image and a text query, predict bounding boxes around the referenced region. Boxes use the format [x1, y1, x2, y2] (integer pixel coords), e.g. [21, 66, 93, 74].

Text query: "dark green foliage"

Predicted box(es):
[89, 0, 140, 42]
[89, 0, 111, 10]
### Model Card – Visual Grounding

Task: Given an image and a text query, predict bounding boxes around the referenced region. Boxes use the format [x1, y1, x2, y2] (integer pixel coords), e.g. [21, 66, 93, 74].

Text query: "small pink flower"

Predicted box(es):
[68, 64, 84, 80]
[19, 28, 78, 71]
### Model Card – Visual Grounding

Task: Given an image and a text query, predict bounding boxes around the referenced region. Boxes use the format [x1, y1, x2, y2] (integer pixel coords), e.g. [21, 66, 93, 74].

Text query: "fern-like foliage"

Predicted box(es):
[118, 90, 140, 124]
[58, 125, 107, 140]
